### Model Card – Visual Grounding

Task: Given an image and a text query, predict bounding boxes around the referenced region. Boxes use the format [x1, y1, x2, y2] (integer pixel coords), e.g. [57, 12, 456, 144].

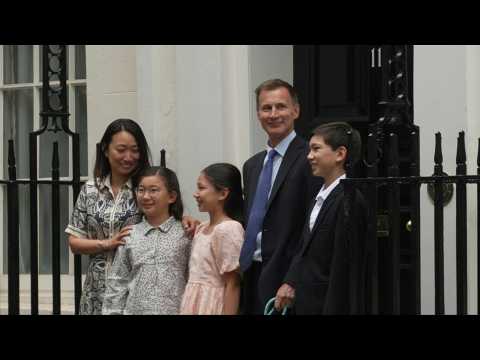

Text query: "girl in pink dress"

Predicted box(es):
[180, 163, 245, 315]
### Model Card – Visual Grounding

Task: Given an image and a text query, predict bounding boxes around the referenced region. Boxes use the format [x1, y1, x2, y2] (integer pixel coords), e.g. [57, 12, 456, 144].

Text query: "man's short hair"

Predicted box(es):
[255, 79, 299, 110]
[311, 122, 362, 168]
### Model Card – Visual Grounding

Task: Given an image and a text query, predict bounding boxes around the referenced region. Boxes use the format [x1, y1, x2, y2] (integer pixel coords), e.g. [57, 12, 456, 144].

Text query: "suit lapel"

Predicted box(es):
[266, 136, 305, 211]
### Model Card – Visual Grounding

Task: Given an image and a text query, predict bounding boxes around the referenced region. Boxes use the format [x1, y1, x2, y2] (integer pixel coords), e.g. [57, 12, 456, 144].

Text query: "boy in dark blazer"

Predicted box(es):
[275, 122, 368, 315]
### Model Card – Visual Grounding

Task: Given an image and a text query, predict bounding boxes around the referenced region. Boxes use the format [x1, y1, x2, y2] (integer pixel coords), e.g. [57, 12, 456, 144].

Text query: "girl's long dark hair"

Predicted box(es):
[94, 118, 151, 190]
[202, 163, 244, 224]
[137, 166, 184, 221]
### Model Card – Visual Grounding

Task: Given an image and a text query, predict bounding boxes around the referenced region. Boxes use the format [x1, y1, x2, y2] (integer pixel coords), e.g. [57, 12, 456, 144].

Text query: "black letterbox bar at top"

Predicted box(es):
[478, 138, 480, 314]
[29, 133, 39, 315]
[51, 142, 61, 315]
[410, 129, 421, 314]
[456, 131, 467, 314]
[366, 128, 379, 314]
[388, 133, 401, 314]
[7, 140, 20, 315]
[434, 132, 445, 315]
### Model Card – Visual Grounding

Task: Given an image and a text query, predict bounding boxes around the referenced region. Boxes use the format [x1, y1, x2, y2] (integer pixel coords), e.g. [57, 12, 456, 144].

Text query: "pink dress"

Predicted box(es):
[180, 220, 244, 315]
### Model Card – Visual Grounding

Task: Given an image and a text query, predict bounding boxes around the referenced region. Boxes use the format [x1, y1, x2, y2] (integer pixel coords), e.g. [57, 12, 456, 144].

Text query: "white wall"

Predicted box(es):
[415, 45, 480, 314]
[465, 45, 480, 314]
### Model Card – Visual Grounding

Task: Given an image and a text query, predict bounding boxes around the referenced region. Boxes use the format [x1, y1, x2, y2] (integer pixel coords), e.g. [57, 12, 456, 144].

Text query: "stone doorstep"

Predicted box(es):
[0, 290, 75, 315]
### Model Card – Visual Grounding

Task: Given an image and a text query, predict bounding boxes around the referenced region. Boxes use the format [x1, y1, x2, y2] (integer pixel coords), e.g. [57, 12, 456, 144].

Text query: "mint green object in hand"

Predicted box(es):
[264, 297, 289, 315]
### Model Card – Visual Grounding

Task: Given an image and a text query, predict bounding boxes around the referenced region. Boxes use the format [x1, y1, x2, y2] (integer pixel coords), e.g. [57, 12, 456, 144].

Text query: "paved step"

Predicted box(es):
[0, 290, 75, 315]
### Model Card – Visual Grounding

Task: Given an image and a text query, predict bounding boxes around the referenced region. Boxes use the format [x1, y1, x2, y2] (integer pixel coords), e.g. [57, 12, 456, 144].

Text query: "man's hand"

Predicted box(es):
[275, 283, 295, 311]
[182, 215, 200, 239]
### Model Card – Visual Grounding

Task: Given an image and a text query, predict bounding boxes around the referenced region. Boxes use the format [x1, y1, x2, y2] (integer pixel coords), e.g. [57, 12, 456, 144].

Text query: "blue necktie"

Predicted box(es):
[240, 149, 278, 272]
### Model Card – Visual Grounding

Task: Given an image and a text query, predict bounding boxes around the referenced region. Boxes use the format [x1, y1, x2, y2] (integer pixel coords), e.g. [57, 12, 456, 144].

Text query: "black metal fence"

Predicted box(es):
[1, 46, 168, 315]
[0, 46, 82, 315]
[344, 129, 480, 315]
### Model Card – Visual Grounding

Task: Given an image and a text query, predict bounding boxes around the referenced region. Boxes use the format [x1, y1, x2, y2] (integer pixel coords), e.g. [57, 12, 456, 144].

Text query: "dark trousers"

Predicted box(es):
[241, 261, 265, 315]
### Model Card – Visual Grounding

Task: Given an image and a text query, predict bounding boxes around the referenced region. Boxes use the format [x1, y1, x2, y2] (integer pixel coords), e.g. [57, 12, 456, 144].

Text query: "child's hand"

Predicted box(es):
[101, 226, 133, 251]
[182, 215, 200, 239]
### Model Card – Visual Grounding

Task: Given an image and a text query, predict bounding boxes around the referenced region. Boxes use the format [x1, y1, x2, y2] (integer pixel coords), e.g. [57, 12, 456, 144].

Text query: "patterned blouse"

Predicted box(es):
[65, 175, 141, 315]
[102, 216, 191, 315]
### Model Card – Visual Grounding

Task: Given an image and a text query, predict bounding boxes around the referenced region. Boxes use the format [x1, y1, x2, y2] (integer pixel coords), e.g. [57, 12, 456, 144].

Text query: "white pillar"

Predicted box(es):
[175, 45, 225, 220]
[221, 45, 252, 168]
[85, 45, 138, 178]
[136, 45, 177, 168]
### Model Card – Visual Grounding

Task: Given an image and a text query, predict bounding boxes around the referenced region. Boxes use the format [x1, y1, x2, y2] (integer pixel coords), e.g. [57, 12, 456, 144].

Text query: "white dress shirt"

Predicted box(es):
[309, 174, 346, 231]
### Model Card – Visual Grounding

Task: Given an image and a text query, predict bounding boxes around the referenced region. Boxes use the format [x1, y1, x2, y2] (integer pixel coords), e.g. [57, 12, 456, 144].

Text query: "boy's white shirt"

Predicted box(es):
[309, 173, 346, 231]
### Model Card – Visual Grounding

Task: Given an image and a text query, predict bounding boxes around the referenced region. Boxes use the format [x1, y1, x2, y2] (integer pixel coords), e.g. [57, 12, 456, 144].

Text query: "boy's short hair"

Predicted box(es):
[311, 122, 362, 169]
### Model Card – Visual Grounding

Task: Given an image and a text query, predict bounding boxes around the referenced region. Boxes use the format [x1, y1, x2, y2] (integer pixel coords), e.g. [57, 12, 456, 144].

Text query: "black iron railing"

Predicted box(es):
[1, 46, 169, 315]
[343, 130, 480, 315]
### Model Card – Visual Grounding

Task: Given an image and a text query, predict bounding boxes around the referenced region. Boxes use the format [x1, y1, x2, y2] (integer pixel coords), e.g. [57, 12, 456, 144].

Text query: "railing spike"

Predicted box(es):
[477, 138, 480, 168]
[160, 149, 166, 168]
[456, 131, 466, 165]
[434, 132, 443, 166]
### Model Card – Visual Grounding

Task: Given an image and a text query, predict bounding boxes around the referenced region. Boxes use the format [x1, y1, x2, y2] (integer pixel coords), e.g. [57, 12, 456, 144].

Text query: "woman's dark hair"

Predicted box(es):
[94, 118, 151, 189]
[202, 163, 244, 224]
[137, 166, 184, 221]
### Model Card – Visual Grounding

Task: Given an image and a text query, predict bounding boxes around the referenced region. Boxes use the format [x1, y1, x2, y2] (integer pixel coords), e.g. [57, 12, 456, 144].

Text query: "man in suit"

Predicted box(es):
[240, 79, 322, 314]
[274, 122, 368, 314]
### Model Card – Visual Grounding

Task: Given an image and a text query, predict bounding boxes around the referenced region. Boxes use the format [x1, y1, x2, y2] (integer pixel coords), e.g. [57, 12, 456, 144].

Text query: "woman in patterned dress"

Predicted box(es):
[180, 163, 245, 315]
[65, 118, 152, 315]
[102, 167, 190, 314]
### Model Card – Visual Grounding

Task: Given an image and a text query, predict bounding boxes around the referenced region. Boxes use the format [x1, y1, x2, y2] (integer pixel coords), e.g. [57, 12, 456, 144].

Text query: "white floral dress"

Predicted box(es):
[102, 216, 191, 315]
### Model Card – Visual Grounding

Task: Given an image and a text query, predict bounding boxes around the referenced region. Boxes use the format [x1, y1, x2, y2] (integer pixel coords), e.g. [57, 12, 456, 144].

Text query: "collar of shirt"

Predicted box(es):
[266, 130, 296, 159]
[315, 174, 346, 204]
[142, 216, 176, 235]
[98, 174, 133, 192]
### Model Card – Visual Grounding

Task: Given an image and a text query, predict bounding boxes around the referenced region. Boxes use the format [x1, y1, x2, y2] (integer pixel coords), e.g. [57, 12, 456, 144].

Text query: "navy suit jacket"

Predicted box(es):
[242, 135, 322, 310]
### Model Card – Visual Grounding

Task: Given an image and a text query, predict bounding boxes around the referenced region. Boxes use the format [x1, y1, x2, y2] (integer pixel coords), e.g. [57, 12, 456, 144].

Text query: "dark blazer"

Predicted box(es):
[242, 135, 322, 310]
[284, 183, 368, 315]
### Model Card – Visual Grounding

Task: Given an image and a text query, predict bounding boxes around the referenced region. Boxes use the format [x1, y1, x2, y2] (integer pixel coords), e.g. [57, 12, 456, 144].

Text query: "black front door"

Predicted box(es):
[293, 45, 419, 314]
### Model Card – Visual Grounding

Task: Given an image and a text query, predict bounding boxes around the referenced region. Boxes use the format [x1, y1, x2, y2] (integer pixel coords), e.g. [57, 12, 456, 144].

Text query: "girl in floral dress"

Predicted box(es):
[180, 163, 245, 315]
